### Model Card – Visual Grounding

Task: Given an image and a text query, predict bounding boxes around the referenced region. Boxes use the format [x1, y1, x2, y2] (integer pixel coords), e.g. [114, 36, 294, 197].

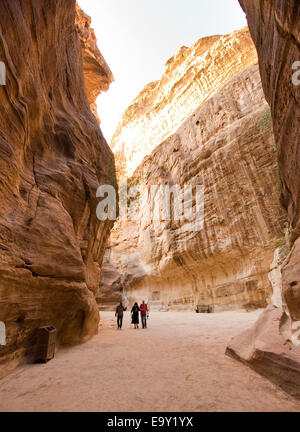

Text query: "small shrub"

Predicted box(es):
[274, 238, 286, 249]
[259, 105, 272, 132]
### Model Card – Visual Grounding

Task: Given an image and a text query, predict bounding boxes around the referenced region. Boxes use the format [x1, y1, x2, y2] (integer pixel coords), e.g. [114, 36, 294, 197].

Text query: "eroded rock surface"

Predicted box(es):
[100, 65, 286, 312]
[75, 4, 114, 123]
[226, 305, 300, 399]
[0, 0, 116, 378]
[237, 1, 300, 316]
[227, 0, 300, 398]
[111, 27, 258, 177]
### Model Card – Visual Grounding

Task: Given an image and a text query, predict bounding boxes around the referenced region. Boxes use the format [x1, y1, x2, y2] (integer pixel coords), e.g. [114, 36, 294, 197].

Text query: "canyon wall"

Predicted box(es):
[100, 65, 286, 312]
[75, 4, 114, 123]
[226, 0, 300, 399]
[111, 27, 258, 177]
[0, 0, 116, 378]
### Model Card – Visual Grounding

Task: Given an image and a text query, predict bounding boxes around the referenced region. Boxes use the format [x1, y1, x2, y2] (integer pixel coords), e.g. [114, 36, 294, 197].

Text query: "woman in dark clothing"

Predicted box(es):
[131, 302, 140, 329]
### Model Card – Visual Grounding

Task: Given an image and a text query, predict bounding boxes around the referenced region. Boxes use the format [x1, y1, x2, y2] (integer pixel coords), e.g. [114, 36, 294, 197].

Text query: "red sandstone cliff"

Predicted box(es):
[75, 4, 114, 123]
[111, 27, 258, 177]
[0, 0, 116, 378]
[100, 65, 286, 312]
[227, 0, 300, 399]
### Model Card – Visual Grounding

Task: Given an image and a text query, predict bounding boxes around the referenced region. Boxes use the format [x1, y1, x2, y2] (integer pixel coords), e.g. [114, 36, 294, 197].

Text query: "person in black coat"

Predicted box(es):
[131, 302, 140, 329]
[115, 302, 126, 329]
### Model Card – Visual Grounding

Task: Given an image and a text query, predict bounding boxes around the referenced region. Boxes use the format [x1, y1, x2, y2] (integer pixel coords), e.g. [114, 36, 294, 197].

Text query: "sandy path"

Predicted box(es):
[0, 310, 299, 412]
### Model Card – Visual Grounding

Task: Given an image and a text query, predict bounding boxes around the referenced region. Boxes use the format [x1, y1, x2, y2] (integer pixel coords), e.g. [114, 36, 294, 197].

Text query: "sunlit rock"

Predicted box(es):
[100, 65, 286, 312]
[111, 27, 258, 177]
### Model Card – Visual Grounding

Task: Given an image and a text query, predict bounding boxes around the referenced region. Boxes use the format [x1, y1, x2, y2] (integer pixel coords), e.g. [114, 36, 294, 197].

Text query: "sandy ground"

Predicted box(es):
[0, 310, 300, 412]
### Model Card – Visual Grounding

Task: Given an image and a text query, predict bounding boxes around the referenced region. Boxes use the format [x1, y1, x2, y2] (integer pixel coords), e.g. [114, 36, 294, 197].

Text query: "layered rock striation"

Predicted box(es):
[0, 0, 116, 378]
[75, 4, 114, 123]
[227, 0, 300, 399]
[100, 65, 286, 312]
[111, 27, 258, 177]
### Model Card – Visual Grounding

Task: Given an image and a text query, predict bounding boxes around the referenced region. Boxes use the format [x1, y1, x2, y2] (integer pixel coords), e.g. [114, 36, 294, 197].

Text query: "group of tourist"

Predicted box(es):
[115, 301, 149, 329]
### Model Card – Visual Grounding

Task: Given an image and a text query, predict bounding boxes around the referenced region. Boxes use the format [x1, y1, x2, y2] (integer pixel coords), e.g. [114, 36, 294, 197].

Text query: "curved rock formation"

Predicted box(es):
[100, 65, 286, 312]
[111, 27, 258, 177]
[75, 4, 114, 123]
[0, 0, 116, 378]
[227, 0, 300, 399]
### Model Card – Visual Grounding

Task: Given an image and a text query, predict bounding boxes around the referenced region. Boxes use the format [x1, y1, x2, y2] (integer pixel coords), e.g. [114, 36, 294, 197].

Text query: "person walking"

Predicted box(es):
[140, 300, 148, 329]
[115, 301, 126, 329]
[131, 302, 140, 329]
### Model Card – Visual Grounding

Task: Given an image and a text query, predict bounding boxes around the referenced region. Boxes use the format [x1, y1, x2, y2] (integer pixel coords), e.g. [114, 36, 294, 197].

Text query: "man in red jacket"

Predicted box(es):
[140, 301, 148, 329]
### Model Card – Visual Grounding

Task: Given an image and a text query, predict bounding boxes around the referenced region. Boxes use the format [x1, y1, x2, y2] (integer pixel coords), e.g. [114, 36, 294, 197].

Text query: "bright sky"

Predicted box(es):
[77, 0, 247, 142]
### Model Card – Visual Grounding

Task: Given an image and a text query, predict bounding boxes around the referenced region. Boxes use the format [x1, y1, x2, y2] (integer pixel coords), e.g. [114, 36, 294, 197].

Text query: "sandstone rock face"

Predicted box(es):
[111, 27, 258, 177]
[227, 0, 300, 398]
[226, 305, 300, 399]
[237, 1, 300, 319]
[75, 4, 114, 123]
[100, 65, 286, 312]
[268, 246, 287, 308]
[0, 0, 116, 378]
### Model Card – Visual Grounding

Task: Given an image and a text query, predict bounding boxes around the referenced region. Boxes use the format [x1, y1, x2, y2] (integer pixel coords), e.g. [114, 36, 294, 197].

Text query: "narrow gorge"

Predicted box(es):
[98, 2, 300, 398]
[0, 0, 299, 411]
[100, 30, 286, 314]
